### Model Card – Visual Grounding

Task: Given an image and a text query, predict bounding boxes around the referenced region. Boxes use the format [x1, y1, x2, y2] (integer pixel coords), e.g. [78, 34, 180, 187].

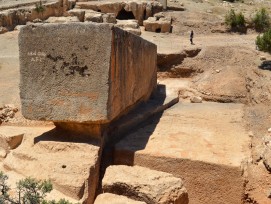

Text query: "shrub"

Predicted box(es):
[0, 171, 73, 204]
[256, 28, 271, 52]
[225, 9, 246, 32]
[35, 0, 45, 14]
[253, 8, 270, 32]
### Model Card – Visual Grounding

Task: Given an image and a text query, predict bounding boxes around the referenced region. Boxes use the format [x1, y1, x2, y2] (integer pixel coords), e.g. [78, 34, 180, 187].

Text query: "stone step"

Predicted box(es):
[1, 126, 101, 203]
[102, 165, 188, 204]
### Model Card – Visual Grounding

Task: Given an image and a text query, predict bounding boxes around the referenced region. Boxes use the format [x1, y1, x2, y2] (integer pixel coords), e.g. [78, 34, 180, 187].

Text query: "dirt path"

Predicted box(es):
[141, 30, 257, 54]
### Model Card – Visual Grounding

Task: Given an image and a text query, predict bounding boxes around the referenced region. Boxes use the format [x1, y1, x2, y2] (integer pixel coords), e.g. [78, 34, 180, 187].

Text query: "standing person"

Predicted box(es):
[190, 30, 194, 45]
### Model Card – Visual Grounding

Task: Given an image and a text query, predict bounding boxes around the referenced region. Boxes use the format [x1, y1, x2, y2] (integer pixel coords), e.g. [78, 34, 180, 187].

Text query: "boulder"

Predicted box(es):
[102, 165, 188, 204]
[0, 26, 8, 34]
[94, 193, 146, 204]
[84, 11, 103, 23]
[154, 12, 165, 19]
[14, 25, 25, 31]
[19, 23, 157, 135]
[0, 148, 7, 159]
[190, 96, 203, 103]
[116, 19, 139, 29]
[116, 19, 141, 35]
[0, 104, 19, 123]
[263, 148, 271, 172]
[102, 13, 116, 23]
[143, 16, 171, 33]
[65, 9, 85, 22]
[0, 126, 24, 156]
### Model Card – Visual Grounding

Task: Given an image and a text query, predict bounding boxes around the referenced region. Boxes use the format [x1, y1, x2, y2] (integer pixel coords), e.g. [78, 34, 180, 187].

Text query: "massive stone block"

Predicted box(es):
[19, 23, 157, 124]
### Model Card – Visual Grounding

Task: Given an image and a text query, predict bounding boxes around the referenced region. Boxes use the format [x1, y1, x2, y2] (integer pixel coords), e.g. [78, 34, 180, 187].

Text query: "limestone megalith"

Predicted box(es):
[19, 23, 157, 127]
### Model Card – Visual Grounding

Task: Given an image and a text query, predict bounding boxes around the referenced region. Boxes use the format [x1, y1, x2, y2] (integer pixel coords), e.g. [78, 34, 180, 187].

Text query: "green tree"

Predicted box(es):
[253, 8, 270, 32]
[256, 28, 271, 52]
[0, 171, 10, 203]
[0, 171, 73, 204]
[17, 177, 52, 204]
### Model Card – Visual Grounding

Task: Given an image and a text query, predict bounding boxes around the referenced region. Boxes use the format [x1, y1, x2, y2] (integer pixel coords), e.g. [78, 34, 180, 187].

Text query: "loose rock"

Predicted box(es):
[190, 96, 203, 103]
[102, 165, 188, 204]
[0, 104, 18, 123]
[0, 26, 8, 34]
[263, 148, 271, 172]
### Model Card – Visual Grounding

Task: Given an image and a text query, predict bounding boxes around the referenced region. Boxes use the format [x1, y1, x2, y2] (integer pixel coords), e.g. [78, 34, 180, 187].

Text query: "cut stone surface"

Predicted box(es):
[75, 0, 163, 25]
[94, 193, 146, 204]
[116, 19, 139, 29]
[143, 17, 171, 33]
[102, 165, 188, 204]
[0, 1, 66, 29]
[116, 19, 141, 35]
[19, 23, 157, 124]
[107, 83, 179, 144]
[0, 126, 24, 151]
[102, 13, 116, 23]
[44, 16, 80, 23]
[65, 9, 85, 22]
[114, 102, 250, 204]
[2, 126, 101, 203]
[84, 10, 103, 23]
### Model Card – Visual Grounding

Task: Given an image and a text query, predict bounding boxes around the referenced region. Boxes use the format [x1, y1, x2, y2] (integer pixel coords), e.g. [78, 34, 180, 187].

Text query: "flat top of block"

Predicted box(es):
[0, 126, 27, 138]
[115, 102, 250, 167]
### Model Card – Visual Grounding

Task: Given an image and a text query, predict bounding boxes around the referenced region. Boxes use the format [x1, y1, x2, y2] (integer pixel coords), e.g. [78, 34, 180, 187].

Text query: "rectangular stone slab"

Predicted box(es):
[114, 102, 250, 204]
[19, 22, 157, 123]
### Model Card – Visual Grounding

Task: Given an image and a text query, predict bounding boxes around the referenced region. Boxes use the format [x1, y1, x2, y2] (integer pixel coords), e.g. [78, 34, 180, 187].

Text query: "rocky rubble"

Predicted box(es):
[0, 126, 24, 159]
[0, 104, 18, 123]
[44, 16, 80, 23]
[252, 129, 271, 173]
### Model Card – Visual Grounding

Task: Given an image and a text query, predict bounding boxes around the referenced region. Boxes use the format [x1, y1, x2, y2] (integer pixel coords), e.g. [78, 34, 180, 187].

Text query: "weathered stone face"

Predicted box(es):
[19, 22, 157, 124]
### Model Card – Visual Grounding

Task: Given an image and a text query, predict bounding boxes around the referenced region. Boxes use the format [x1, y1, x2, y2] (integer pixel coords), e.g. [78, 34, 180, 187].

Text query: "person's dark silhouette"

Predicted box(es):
[190, 30, 194, 45]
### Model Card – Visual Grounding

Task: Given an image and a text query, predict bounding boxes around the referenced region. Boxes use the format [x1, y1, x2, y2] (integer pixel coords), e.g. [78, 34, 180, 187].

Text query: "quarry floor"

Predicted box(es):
[1, 27, 271, 203]
[1, 0, 271, 202]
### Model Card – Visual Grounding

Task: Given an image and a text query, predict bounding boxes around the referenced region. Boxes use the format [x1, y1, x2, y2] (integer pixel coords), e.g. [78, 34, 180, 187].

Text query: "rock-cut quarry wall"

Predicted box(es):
[19, 22, 157, 133]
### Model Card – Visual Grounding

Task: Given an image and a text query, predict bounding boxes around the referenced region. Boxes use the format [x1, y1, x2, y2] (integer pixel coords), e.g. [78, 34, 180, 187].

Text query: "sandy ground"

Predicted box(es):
[1, 0, 271, 203]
